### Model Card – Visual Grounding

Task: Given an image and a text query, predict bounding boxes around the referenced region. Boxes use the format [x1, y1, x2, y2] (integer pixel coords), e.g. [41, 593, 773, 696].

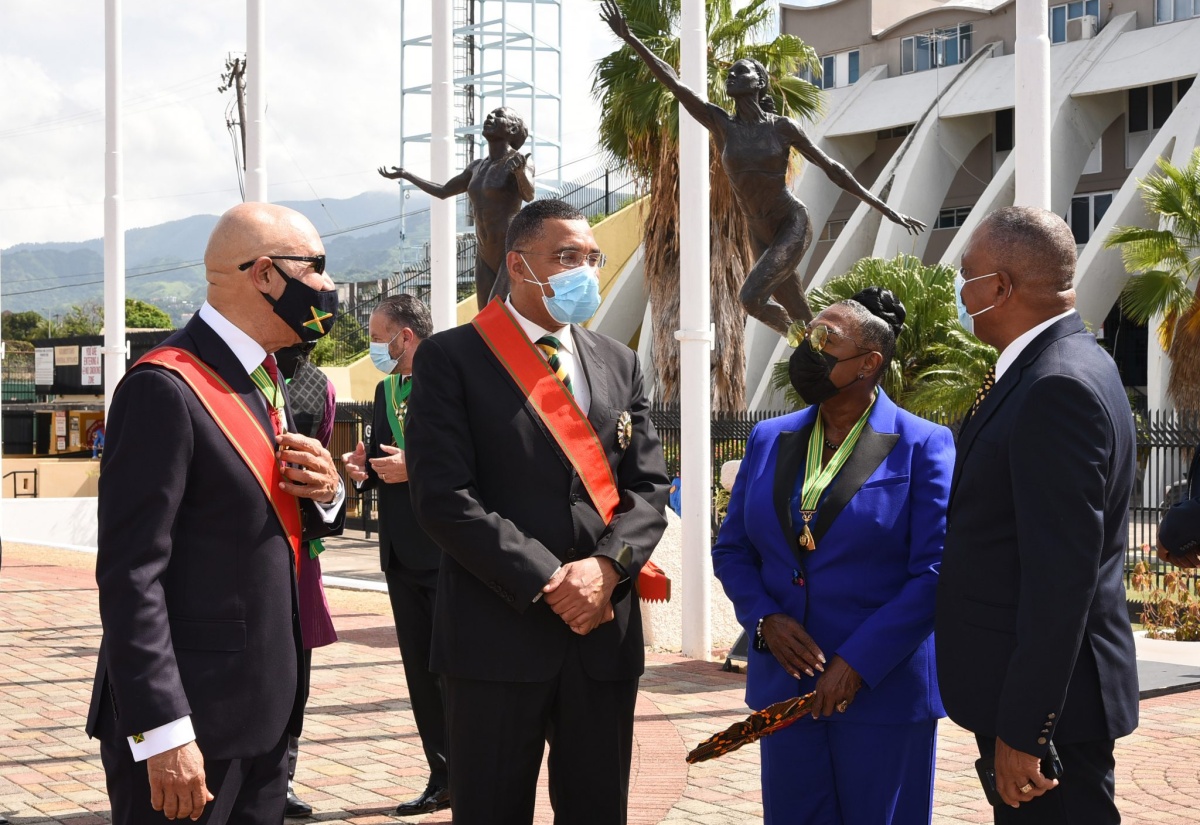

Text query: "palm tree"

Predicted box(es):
[592, 0, 820, 411]
[1104, 148, 1200, 411]
[769, 255, 996, 418]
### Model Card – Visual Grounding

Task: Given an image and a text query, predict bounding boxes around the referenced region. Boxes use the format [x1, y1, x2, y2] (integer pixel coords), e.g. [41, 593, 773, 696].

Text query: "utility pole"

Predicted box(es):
[219, 55, 248, 198]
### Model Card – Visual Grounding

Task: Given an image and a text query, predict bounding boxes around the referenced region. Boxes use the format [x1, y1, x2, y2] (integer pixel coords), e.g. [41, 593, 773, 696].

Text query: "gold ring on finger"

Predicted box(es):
[1019, 783, 1033, 794]
[836, 700, 849, 712]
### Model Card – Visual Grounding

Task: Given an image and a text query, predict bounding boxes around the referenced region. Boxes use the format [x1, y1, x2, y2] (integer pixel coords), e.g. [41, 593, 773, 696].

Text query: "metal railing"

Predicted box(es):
[3, 469, 38, 498]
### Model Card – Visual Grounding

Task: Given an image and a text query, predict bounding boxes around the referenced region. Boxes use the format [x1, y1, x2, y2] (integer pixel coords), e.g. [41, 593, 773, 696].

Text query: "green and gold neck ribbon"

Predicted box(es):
[385, 374, 412, 450]
[797, 398, 876, 551]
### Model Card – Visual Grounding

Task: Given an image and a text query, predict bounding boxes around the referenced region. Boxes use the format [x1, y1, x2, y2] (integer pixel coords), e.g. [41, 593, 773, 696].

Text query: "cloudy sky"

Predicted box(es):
[0, 0, 638, 248]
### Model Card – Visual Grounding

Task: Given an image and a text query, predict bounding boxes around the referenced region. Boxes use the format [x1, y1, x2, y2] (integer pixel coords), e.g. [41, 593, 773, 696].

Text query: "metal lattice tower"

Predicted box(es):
[397, 0, 564, 244]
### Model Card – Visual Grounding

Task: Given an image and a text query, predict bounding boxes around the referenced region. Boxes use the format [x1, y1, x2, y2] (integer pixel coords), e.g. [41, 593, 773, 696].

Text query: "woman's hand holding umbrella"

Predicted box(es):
[810, 655, 863, 718]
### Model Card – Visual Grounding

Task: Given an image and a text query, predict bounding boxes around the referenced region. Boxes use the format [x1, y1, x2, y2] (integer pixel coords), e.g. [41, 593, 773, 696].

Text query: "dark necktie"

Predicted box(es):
[962, 365, 996, 430]
[536, 335, 573, 395]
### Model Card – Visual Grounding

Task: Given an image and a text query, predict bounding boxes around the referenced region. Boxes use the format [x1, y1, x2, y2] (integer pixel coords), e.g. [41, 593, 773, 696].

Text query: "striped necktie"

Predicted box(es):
[250, 355, 285, 435]
[536, 335, 573, 395]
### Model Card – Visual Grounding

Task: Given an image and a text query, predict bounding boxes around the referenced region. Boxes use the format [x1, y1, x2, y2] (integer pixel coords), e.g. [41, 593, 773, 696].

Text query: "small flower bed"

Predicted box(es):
[1131, 559, 1200, 641]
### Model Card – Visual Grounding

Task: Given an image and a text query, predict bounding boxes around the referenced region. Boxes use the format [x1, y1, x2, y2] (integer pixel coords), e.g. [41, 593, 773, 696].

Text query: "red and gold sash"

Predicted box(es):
[133, 346, 304, 571]
[472, 299, 670, 602]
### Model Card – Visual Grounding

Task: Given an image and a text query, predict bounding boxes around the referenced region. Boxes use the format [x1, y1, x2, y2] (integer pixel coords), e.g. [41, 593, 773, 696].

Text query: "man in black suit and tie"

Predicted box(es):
[341, 294, 449, 816]
[936, 206, 1139, 823]
[86, 202, 346, 824]
[405, 199, 669, 825]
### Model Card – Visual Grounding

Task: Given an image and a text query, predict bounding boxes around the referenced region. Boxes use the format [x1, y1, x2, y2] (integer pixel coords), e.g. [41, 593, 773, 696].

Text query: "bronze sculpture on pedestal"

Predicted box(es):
[380, 106, 535, 306]
[601, 0, 924, 335]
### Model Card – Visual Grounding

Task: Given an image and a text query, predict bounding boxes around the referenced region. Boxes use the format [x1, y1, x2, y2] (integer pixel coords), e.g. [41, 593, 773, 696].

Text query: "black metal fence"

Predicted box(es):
[1128, 411, 1199, 589]
[336, 399, 1198, 592]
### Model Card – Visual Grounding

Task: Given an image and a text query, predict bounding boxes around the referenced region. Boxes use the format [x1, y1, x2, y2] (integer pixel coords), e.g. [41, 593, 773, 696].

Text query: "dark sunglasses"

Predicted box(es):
[238, 254, 326, 275]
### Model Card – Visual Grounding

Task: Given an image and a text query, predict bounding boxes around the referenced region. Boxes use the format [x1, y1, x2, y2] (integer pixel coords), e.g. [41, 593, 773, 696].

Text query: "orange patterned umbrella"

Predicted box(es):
[685, 692, 817, 763]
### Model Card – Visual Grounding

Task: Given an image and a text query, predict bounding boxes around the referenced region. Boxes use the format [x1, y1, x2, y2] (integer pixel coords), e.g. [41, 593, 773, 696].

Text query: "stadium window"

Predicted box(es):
[935, 207, 972, 230]
[902, 24, 972, 74]
[994, 109, 1015, 153]
[1067, 192, 1114, 244]
[1156, 0, 1200, 24]
[1049, 2, 1100, 44]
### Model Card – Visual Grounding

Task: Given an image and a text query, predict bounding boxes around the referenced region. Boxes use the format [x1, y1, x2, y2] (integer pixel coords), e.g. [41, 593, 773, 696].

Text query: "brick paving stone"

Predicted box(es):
[4, 542, 1200, 823]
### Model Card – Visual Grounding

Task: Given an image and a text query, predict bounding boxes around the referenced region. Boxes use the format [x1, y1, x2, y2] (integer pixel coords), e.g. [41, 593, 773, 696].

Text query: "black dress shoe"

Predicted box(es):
[394, 785, 450, 816]
[284, 792, 313, 818]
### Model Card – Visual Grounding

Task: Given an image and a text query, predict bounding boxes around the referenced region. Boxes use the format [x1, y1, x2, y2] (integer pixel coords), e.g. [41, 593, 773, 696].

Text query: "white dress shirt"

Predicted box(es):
[505, 298, 592, 415]
[129, 303, 344, 761]
[994, 308, 1077, 382]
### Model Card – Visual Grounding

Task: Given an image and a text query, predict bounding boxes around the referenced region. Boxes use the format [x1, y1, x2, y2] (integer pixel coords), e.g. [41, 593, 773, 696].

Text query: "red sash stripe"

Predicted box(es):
[473, 300, 621, 523]
[133, 347, 304, 571]
[472, 300, 670, 602]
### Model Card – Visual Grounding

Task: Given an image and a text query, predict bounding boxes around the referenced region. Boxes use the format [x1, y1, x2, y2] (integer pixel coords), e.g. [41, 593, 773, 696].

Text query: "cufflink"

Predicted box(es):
[132, 733, 145, 744]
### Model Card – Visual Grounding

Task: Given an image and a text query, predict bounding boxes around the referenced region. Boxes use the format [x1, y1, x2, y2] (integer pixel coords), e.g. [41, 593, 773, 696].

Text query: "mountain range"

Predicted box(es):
[0, 191, 433, 323]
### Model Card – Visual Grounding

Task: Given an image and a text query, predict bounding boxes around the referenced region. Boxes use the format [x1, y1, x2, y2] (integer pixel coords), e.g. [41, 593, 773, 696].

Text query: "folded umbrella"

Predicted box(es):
[686, 692, 816, 764]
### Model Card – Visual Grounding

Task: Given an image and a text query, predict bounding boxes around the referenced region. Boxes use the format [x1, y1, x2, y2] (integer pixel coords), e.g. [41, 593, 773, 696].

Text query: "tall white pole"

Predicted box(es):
[676, 0, 713, 661]
[245, 0, 268, 202]
[430, 0, 457, 330]
[104, 0, 126, 416]
[1015, 0, 1051, 209]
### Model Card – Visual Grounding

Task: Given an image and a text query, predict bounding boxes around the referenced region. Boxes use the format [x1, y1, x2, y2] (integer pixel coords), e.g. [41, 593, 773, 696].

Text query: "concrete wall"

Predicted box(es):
[3, 497, 98, 551]
[1, 458, 99, 498]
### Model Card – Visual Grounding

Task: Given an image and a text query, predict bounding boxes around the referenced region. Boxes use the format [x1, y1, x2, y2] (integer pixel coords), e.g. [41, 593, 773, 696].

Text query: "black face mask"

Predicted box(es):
[788, 344, 867, 406]
[265, 268, 340, 343]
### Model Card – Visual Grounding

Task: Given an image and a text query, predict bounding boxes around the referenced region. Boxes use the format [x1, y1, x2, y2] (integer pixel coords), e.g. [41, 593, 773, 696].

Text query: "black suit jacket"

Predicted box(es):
[358, 378, 442, 572]
[405, 322, 669, 683]
[936, 313, 1139, 756]
[85, 316, 345, 761]
[1159, 448, 1200, 556]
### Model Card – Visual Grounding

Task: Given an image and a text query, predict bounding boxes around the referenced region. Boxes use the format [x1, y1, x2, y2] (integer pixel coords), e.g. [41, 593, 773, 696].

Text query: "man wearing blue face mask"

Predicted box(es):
[342, 294, 449, 816]
[404, 199, 669, 825]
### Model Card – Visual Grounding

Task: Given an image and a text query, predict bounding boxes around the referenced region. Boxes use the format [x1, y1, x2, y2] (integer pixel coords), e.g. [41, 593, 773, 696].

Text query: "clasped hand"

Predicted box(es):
[276, 432, 338, 503]
[994, 737, 1059, 807]
[543, 557, 618, 635]
[759, 614, 862, 717]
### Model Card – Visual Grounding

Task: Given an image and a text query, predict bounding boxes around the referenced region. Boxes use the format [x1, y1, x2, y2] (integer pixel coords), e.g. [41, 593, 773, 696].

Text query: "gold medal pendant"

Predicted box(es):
[798, 512, 816, 552]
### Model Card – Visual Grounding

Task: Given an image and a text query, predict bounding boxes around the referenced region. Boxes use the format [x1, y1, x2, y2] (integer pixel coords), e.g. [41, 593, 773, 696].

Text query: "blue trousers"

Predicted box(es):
[760, 718, 938, 825]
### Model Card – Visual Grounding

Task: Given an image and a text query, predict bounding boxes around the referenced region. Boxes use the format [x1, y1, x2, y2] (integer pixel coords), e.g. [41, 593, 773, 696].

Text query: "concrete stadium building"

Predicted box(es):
[594, 1, 1200, 413]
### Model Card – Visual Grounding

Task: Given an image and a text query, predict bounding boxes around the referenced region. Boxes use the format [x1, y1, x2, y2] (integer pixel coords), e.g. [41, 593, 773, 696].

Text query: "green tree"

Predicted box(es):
[770, 255, 997, 417]
[1104, 148, 1200, 411]
[1, 310, 48, 342]
[59, 301, 104, 336]
[125, 298, 173, 329]
[592, 0, 820, 411]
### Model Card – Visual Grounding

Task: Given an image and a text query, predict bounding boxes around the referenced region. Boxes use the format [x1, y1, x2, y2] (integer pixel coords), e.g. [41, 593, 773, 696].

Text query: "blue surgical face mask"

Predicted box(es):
[955, 269, 1003, 335]
[370, 330, 405, 374]
[521, 255, 602, 325]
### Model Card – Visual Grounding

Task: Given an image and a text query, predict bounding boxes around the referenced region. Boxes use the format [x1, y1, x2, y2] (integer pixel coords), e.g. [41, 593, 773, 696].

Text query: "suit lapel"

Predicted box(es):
[810, 424, 899, 544]
[573, 326, 611, 431]
[186, 316, 275, 439]
[950, 313, 1086, 503]
[773, 425, 811, 547]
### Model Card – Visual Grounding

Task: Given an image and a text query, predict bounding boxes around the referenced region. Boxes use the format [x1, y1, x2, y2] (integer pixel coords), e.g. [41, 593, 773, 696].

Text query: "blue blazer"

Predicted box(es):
[713, 391, 953, 725]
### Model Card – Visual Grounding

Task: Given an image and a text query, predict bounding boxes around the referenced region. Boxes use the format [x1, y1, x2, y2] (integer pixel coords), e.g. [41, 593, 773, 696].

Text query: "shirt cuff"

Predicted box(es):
[316, 479, 345, 524]
[128, 716, 196, 762]
[534, 566, 563, 603]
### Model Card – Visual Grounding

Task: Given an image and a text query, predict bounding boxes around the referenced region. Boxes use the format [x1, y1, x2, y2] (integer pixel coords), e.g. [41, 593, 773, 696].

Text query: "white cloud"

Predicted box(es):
[0, 0, 634, 248]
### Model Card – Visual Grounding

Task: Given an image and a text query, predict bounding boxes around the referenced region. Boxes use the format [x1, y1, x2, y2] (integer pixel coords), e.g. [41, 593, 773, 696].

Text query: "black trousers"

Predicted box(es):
[385, 564, 448, 788]
[443, 641, 639, 825]
[975, 735, 1119, 824]
[286, 649, 313, 789]
[99, 726, 289, 825]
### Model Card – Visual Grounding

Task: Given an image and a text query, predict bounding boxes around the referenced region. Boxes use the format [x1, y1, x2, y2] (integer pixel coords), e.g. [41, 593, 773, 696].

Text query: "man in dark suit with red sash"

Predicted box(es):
[405, 199, 669, 825]
[86, 202, 346, 825]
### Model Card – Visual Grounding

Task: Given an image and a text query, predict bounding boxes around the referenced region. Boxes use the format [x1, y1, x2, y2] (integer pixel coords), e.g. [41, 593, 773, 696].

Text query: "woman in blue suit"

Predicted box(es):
[713, 288, 954, 824]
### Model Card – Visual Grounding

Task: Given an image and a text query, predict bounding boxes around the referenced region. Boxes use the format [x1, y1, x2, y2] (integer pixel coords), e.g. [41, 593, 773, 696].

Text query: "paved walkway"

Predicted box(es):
[3, 542, 1200, 824]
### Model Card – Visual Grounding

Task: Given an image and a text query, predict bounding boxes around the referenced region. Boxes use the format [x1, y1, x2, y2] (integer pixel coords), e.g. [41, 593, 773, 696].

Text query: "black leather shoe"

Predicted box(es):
[284, 792, 313, 818]
[394, 785, 450, 816]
